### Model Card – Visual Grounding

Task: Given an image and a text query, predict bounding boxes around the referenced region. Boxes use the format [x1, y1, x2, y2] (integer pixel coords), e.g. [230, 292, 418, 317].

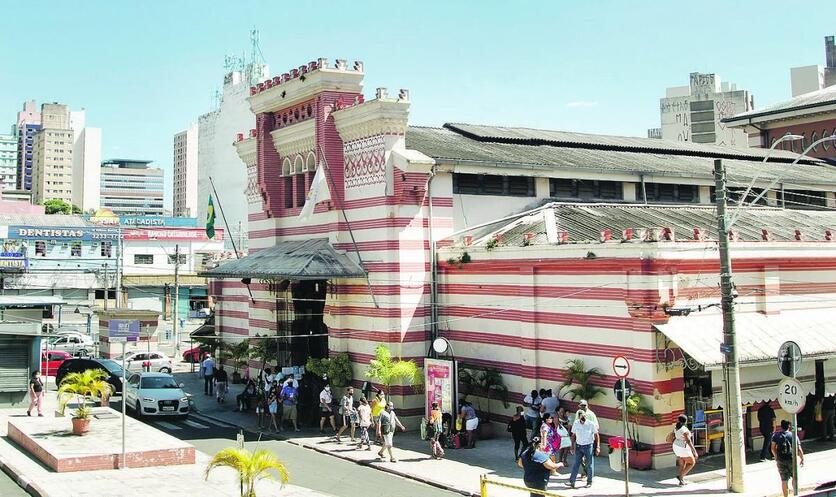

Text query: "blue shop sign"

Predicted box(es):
[8, 225, 121, 241]
[119, 216, 198, 227]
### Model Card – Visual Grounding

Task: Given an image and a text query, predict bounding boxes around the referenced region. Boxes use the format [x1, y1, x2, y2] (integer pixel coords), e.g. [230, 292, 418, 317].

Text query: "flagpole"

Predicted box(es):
[209, 176, 255, 303]
[317, 145, 379, 309]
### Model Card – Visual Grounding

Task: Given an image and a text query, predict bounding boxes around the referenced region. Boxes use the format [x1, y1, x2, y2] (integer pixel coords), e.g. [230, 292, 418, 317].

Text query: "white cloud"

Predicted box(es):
[566, 100, 598, 108]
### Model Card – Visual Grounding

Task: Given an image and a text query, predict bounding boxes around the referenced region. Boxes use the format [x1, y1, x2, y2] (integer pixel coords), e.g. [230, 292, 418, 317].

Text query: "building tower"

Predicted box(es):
[15, 100, 41, 191]
[0, 129, 16, 190]
[173, 124, 199, 217]
[100, 159, 164, 216]
[31, 103, 73, 204]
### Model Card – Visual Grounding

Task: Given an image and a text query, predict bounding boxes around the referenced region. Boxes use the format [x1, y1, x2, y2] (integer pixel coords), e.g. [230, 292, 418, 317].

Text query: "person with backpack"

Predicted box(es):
[669, 414, 698, 486]
[771, 420, 805, 497]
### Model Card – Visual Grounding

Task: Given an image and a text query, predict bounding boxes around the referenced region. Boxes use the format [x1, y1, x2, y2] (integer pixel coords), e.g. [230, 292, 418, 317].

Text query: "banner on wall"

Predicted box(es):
[425, 358, 456, 419]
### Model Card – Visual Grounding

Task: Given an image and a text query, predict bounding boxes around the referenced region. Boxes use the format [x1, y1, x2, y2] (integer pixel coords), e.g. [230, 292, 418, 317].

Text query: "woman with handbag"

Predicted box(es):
[669, 414, 698, 485]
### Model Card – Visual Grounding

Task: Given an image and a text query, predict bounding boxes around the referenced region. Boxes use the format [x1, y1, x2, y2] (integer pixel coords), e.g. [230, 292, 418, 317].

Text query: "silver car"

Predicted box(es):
[125, 372, 190, 418]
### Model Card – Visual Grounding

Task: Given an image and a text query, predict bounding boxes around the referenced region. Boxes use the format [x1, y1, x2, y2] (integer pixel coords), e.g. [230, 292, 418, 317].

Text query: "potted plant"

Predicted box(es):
[226, 340, 251, 384]
[559, 359, 606, 403]
[458, 367, 509, 439]
[57, 369, 113, 435]
[623, 392, 658, 470]
[365, 344, 422, 397]
[205, 447, 289, 497]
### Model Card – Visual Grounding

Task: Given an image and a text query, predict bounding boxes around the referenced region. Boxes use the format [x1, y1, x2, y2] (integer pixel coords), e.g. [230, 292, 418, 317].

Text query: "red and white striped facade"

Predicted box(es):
[215, 59, 452, 419]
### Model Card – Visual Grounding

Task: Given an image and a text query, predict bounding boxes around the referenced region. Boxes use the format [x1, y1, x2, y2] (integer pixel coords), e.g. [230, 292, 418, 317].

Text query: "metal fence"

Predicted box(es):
[479, 475, 567, 497]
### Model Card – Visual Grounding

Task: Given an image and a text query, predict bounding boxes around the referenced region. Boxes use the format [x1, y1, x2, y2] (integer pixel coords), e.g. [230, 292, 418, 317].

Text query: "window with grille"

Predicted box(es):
[134, 254, 153, 264]
[550, 178, 623, 200]
[101, 241, 112, 257]
[639, 183, 699, 203]
[70, 241, 82, 257]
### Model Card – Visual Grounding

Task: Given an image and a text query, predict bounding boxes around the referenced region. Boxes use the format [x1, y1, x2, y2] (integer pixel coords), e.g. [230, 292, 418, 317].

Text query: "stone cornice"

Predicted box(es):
[270, 119, 316, 158]
[333, 98, 410, 143]
[234, 137, 257, 166]
[249, 68, 364, 115]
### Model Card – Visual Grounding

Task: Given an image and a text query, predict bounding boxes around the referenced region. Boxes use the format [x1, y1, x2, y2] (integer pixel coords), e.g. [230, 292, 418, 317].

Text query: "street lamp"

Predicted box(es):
[730, 134, 836, 227]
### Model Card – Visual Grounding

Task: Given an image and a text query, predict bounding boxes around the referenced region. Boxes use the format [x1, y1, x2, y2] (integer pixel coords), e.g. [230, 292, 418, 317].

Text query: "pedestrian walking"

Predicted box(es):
[377, 402, 405, 462]
[27, 371, 44, 417]
[214, 365, 228, 403]
[319, 384, 337, 434]
[459, 400, 479, 449]
[771, 420, 804, 497]
[574, 399, 598, 477]
[556, 414, 572, 465]
[517, 437, 561, 497]
[280, 379, 300, 432]
[758, 402, 777, 460]
[262, 368, 274, 393]
[371, 389, 386, 443]
[267, 386, 280, 432]
[669, 414, 698, 485]
[565, 409, 599, 489]
[523, 390, 541, 429]
[200, 353, 215, 395]
[507, 406, 528, 460]
[336, 386, 356, 442]
[821, 394, 835, 441]
[357, 397, 373, 450]
[539, 412, 561, 474]
[428, 402, 445, 459]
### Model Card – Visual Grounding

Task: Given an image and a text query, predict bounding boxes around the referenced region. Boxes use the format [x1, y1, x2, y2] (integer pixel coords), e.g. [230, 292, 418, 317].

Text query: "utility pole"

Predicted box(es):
[714, 159, 746, 493]
[103, 263, 109, 311]
[115, 235, 123, 308]
[173, 244, 181, 351]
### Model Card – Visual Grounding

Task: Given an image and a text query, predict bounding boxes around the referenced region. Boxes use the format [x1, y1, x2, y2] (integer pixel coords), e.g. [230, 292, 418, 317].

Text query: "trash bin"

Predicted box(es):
[608, 437, 632, 471]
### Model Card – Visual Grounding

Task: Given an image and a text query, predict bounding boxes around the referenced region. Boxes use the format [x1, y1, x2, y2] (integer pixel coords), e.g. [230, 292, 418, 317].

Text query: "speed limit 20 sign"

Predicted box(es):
[777, 378, 806, 414]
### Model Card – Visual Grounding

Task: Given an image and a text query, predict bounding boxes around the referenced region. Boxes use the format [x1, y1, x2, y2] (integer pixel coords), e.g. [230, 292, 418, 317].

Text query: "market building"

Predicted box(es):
[206, 59, 836, 468]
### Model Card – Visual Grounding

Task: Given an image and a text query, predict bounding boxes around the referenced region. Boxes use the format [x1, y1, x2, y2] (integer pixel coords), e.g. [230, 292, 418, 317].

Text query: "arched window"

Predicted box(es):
[306, 152, 317, 171]
[294, 155, 304, 174]
[811, 132, 819, 152]
[282, 158, 293, 208]
[282, 158, 292, 177]
[294, 155, 306, 207]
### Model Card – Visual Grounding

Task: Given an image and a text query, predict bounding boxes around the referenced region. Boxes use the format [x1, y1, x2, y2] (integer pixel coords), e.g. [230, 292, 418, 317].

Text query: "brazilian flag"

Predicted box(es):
[206, 195, 216, 239]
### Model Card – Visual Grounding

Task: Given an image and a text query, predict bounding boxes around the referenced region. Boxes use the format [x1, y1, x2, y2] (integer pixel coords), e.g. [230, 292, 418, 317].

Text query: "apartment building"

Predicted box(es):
[0, 131, 16, 191]
[100, 159, 164, 216]
[173, 124, 198, 217]
[31, 103, 73, 204]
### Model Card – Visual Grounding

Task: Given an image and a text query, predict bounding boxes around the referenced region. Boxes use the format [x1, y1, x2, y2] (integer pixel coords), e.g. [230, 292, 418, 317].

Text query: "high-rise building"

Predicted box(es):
[31, 103, 74, 204]
[196, 59, 268, 252]
[15, 100, 41, 191]
[173, 124, 198, 217]
[789, 35, 836, 97]
[100, 159, 164, 216]
[0, 130, 17, 190]
[69, 110, 102, 212]
[656, 72, 754, 148]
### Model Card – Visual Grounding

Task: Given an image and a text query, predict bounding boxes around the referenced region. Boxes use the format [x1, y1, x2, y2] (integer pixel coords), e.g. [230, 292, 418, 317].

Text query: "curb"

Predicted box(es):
[0, 452, 49, 497]
[190, 410, 476, 496]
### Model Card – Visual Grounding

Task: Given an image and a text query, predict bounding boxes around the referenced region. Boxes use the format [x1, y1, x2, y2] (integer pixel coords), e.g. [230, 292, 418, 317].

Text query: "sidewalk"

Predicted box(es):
[177, 371, 836, 497]
[0, 391, 329, 497]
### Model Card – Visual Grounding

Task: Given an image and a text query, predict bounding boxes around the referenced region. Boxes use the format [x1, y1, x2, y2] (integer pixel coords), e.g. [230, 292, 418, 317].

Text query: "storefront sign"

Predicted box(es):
[120, 216, 199, 228]
[0, 254, 27, 269]
[425, 358, 455, 419]
[108, 319, 140, 343]
[7, 225, 121, 241]
[122, 228, 223, 241]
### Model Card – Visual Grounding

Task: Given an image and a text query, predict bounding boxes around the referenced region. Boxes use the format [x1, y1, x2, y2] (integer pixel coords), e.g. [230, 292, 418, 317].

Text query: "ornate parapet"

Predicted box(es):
[332, 88, 410, 142]
[270, 119, 316, 158]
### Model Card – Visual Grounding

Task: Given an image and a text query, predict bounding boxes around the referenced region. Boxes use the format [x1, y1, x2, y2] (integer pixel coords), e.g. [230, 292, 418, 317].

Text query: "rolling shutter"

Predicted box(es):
[0, 338, 30, 392]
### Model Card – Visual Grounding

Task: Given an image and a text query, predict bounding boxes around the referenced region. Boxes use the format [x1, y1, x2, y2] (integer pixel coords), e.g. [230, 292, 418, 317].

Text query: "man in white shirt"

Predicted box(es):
[523, 389, 541, 429]
[566, 411, 600, 489]
[319, 385, 337, 434]
[263, 368, 275, 394]
[200, 354, 216, 395]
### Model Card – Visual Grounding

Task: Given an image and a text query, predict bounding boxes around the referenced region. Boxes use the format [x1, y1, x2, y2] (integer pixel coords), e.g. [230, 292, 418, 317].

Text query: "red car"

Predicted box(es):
[41, 350, 72, 376]
[182, 345, 211, 363]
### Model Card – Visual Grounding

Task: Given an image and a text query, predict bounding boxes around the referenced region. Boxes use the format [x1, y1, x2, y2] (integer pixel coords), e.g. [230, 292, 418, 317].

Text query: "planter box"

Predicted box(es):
[629, 449, 653, 470]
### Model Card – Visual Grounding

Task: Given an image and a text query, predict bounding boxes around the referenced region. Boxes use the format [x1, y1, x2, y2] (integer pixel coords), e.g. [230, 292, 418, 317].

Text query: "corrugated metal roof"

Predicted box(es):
[202, 239, 366, 280]
[405, 127, 836, 186]
[655, 309, 836, 369]
[725, 84, 836, 123]
[0, 214, 94, 227]
[441, 123, 817, 162]
[455, 202, 836, 245]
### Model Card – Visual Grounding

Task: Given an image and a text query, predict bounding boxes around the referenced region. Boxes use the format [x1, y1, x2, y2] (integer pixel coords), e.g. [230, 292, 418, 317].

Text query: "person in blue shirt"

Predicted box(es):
[517, 437, 562, 497]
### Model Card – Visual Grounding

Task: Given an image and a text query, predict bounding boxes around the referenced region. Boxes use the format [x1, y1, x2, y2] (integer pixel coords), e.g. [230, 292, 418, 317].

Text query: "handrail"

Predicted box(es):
[480, 475, 567, 497]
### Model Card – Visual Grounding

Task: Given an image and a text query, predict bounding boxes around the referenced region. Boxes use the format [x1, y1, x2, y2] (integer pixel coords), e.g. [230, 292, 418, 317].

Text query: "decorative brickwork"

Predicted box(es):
[344, 134, 386, 187]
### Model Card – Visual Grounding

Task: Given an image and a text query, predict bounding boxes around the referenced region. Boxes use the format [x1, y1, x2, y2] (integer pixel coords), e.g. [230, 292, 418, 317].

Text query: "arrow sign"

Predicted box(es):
[612, 355, 631, 378]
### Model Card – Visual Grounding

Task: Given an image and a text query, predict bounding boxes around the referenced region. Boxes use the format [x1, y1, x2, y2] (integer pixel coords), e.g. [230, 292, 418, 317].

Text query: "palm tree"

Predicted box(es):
[365, 344, 422, 395]
[205, 447, 289, 497]
[559, 359, 605, 402]
[57, 369, 114, 417]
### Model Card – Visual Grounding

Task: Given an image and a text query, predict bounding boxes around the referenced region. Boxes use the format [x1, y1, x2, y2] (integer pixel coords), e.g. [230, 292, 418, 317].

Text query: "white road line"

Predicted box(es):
[155, 421, 182, 431]
[182, 419, 211, 429]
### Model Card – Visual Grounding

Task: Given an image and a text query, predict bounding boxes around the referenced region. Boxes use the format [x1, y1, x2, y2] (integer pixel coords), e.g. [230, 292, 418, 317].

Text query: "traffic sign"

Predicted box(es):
[613, 379, 633, 402]
[612, 355, 631, 378]
[777, 378, 806, 414]
[778, 341, 802, 378]
[109, 319, 140, 343]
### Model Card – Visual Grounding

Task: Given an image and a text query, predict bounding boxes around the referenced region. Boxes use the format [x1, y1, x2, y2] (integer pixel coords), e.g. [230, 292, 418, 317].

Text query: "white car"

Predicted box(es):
[125, 372, 190, 418]
[48, 334, 94, 356]
[118, 351, 174, 374]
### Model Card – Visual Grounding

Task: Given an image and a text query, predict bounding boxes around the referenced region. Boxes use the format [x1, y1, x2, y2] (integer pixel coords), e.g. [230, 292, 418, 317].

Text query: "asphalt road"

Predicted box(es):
[0, 468, 28, 497]
[145, 414, 460, 497]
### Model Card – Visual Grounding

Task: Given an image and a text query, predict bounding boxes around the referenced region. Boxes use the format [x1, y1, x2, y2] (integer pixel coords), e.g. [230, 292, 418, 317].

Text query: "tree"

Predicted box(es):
[559, 358, 606, 402]
[205, 447, 289, 497]
[248, 334, 278, 372]
[43, 199, 73, 215]
[365, 344, 422, 394]
[305, 352, 352, 387]
[57, 369, 114, 417]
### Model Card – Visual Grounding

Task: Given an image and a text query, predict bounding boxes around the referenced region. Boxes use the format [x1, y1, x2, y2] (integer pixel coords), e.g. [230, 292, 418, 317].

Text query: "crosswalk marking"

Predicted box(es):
[182, 419, 211, 429]
[155, 421, 182, 431]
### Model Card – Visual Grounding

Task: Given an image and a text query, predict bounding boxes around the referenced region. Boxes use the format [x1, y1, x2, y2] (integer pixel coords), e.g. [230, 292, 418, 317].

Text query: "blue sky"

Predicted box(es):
[1, 1, 835, 210]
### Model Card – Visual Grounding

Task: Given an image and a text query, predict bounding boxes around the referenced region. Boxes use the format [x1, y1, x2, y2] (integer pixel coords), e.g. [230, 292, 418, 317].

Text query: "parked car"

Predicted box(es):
[125, 372, 189, 418]
[116, 351, 173, 373]
[41, 350, 73, 376]
[56, 358, 124, 394]
[47, 334, 94, 356]
[182, 345, 212, 363]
